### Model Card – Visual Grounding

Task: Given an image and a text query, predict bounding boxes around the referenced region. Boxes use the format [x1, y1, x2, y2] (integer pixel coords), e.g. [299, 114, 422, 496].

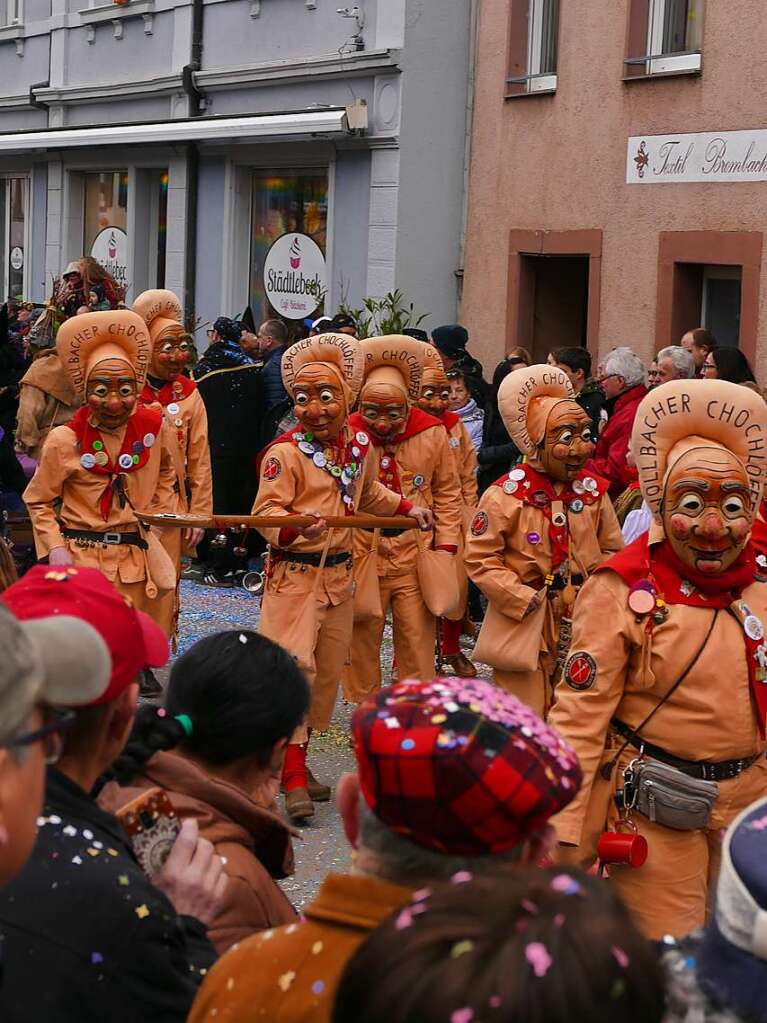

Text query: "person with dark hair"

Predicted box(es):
[681, 326, 718, 373]
[329, 312, 358, 338]
[476, 349, 528, 494]
[192, 316, 264, 586]
[402, 327, 429, 342]
[0, 565, 222, 1023]
[256, 318, 290, 413]
[553, 346, 604, 439]
[188, 676, 582, 1023]
[333, 867, 666, 1023]
[99, 630, 309, 953]
[702, 346, 758, 385]
[431, 324, 491, 406]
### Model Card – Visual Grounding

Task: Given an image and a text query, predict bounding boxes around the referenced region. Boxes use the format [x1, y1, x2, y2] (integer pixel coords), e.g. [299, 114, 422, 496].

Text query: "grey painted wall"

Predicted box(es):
[332, 147, 371, 312]
[30, 162, 48, 302]
[394, 0, 471, 328]
[194, 154, 226, 331]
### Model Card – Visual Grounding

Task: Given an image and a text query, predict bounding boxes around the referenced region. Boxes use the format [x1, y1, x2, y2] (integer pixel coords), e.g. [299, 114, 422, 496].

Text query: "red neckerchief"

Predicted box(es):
[750, 500, 767, 559]
[440, 410, 460, 430]
[140, 374, 196, 407]
[348, 408, 444, 495]
[599, 535, 766, 737]
[493, 463, 609, 569]
[66, 405, 163, 520]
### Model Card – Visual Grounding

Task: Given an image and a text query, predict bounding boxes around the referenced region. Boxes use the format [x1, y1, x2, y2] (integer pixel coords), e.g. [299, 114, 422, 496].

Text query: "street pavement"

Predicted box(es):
[171, 579, 489, 909]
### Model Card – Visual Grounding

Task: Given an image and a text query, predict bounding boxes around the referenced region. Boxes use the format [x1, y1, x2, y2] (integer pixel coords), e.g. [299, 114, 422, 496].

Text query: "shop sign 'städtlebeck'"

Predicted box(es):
[90, 227, 128, 285]
[263, 233, 326, 319]
[627, 129, 767, 184]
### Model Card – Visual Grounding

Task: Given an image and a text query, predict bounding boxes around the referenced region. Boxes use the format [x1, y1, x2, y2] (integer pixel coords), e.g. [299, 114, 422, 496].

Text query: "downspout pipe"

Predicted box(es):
[181, 0, 203, 332]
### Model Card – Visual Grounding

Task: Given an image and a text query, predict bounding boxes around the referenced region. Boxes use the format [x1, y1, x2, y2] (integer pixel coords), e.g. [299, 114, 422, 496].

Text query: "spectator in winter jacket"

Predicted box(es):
[584, 347, 647, 500]
[552, 346, 604, 440]
[656, 345, 695, 384]
[476, 348, 529, 494]
[446, 369, 484, 452]
[99, 630, 309, 954]
[256, 319, 290, 414]
[431, 325, 491, 407]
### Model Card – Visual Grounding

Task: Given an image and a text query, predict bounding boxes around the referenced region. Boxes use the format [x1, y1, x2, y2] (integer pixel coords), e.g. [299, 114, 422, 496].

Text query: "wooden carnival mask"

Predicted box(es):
[537, 401, 594, 482]
[661, 446, 753, 575]
[359, 382, 408, 440]
[86, 357, 138, 431]
[132, 290, 188, 381]
[149, 327, 192, 381]
[292, 363, 347, 442]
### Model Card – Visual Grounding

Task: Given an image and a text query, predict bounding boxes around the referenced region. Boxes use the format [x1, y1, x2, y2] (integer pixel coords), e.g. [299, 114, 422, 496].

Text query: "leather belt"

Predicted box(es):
[276, 549, 352, 568]
[63, 528, 148, 550]
[363, 527, 406, 538]
[532, 573, 584, 593]
[611, 718, 759, 782]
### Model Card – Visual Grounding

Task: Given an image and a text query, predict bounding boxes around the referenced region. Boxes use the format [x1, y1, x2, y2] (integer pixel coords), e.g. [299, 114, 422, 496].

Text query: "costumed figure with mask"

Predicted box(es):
[549, 379, 767, 939]
[416, 341, 479, 677]
[342, 336, 462, 702]
[252, 333, 432, 821]
[133, 290, 212, 638]
[23, 310, 176, 626]
[465, 365, 622, 717]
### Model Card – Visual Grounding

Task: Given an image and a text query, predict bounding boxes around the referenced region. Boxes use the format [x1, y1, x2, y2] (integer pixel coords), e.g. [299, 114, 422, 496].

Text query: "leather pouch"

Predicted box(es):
[633, 760, 718, 831]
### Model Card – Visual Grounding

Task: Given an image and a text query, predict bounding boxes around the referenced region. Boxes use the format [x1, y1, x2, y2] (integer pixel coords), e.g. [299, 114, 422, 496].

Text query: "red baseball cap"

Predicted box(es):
[351, 677, 582, 856]
[2, 565, 168, 705]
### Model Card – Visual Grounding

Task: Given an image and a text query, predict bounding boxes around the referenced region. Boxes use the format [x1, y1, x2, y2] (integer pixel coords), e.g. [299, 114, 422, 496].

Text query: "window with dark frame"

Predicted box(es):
[625, 0, 703, 78]
[506, 0, 560, 97]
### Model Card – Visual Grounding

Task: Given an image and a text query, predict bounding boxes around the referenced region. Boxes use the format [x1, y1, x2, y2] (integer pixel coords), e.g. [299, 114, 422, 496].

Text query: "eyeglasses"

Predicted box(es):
[599, 373, 620, 384]
[3, 708, 75, 765]
[703, 362, 717, 371]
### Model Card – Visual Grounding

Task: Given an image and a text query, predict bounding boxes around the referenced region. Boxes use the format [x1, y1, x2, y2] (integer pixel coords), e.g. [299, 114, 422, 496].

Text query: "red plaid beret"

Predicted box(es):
[351, 677, 582, 856]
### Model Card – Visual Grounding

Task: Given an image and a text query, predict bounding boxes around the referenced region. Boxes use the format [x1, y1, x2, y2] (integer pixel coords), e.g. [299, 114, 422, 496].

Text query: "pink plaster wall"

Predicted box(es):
[462, 0, 767, 375]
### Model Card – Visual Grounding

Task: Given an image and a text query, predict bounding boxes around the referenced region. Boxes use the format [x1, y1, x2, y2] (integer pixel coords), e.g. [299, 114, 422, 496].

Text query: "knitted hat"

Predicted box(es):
[352, 677, 582, 856]
[432, 324, 469, 358]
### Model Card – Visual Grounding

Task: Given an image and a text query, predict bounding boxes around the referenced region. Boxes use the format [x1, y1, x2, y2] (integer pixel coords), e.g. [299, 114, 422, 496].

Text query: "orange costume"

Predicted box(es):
[465, 365, 622, 717]
[417, 342, 478, 676]
[550, 379, 767, 938]
[23, 310, 176, 622]
[253, 333, 425, 819]
[343, 336, 462, 701]
[133, 290, 212, 637]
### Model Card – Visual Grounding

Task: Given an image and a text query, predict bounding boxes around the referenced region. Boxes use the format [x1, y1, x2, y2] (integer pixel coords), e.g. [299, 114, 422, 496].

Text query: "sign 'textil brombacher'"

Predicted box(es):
[627, 129, 767, 184]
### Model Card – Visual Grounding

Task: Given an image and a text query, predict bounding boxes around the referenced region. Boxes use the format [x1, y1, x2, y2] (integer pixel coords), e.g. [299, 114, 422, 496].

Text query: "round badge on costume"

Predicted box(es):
[450, 437, 459, 448]
[584, 477, 598, 493]
[167, 403, 180, 415]
[470, 510, 489, 537]
[552, 511, 567, 528]
[356, 431, 369, 445]
[131, 441, 144, 455]
[143, 433, 156, 448]
[570, 499, 584, 514]
[503, 480, 518, 495]
[352, 446, 361, 458]
[92, 440, 103, 452]
[313, 451, 327, 468]
[118, 453, 134, 470]
[80, 453, 96, 469]
[174, 418, 183, 428]
[745, 615, 765, 642]
[132, 454, 139, 465]
[628, 587, 656, 615]
[298, 441, 315, 455]
[413, 474, 425, 488]
[563, 651, 598, 691]
[526, 531, 541, 545]
[263, 456, 282, 482]
[572, 480, 585, 495]
[381, 456, 391, 469]
[94, 451, 108, 467]
[509, 468, 526, 482]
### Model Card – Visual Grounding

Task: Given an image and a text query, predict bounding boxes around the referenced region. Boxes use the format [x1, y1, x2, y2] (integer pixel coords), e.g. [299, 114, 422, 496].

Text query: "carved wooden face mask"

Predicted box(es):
[149, 328, 192, 381]
[86, 358, 138, 431]
[537, 402, 594, 482]
[662, 448, 753, 575]
[418, 382, 450, 418]
[293, 363, 347, 442]
[359, 382, 408, 441]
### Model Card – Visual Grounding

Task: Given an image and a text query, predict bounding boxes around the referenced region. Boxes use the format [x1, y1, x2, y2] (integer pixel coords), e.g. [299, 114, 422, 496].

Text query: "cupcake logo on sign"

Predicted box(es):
[264, 233, 326, 320]
[90, 227, 128, 286]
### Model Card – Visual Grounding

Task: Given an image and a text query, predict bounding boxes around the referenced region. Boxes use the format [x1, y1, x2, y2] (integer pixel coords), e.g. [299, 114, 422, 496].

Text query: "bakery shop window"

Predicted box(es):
[84, 171, 128, 290]
[0, 176, 28, 302]
[249, 170, 328, 323]
[506, 0, 559, 97]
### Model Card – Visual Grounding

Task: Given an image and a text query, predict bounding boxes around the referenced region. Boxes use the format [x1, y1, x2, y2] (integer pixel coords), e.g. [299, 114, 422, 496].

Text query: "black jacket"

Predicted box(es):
[0, 769, 217, 1023]
[193, 343, 265, 461]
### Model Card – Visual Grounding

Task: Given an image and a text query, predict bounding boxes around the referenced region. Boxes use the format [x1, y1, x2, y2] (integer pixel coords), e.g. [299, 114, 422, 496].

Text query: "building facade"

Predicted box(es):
[462, 0, 767, 374]
[0, 0, 472, 333]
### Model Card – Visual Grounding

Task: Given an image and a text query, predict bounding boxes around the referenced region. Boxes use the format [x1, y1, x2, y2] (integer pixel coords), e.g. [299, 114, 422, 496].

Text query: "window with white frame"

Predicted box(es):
[0, 177, 29, 301]
[0, 0, 23, 26]
[506, 0, 559, 96]
[626, 0, 703, 77]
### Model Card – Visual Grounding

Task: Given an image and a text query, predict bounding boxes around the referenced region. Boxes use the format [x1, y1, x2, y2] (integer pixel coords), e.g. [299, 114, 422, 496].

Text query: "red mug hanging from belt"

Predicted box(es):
[597, 819, 648, 872]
